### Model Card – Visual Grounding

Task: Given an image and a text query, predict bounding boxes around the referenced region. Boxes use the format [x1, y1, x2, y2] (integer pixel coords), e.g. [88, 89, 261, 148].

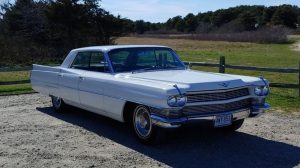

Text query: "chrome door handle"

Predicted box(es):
[58, 74, 63, 77]
[79, 76, 84, 80]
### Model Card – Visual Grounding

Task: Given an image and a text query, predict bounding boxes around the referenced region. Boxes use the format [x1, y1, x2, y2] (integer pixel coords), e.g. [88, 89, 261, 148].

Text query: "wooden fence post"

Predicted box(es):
[299, 61, 300, 98]
[219, 56, 225, 73]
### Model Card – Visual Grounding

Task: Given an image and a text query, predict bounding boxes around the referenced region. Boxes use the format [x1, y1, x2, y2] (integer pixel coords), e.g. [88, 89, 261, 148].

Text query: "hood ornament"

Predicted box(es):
[219, 82, 230, 87]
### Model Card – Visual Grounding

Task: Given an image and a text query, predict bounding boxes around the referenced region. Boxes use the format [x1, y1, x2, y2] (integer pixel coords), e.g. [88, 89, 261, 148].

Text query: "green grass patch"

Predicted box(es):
[177, 43, 300, 68]
[0, 71, 32, 95]
[0, 84, 33, 96]
[0, 71, 30, 82]
[268, 88, 300, 112]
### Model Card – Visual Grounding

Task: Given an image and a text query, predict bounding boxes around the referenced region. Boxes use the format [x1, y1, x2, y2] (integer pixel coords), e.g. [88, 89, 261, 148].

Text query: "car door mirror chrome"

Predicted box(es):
[185, 62, 191, 69]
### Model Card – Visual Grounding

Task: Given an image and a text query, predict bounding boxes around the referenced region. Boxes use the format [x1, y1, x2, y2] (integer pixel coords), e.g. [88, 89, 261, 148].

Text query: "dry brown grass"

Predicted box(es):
[116, 37, 255, 53]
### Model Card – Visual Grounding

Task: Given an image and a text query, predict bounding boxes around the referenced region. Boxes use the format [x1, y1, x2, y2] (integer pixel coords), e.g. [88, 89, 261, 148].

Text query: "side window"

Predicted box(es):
[71, 51, 110, 73]
[71, 52, 90, 70]
[89, 52, 109, 73]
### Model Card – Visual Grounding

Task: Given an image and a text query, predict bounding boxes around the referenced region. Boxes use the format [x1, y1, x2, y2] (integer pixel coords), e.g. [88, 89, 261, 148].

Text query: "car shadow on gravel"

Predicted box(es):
[37, 107, 300, 168]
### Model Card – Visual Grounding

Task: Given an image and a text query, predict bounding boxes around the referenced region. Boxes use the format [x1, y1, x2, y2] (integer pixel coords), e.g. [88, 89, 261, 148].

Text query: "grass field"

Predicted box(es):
[0, 71, 29, 81]
[0, 71, 33, 95]
[1, 36, 300, 111]
[0, 84, 32, 95]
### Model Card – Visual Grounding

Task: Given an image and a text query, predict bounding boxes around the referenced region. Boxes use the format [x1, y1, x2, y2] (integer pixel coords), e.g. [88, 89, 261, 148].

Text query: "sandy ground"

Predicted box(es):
[0, 93, 299, 168]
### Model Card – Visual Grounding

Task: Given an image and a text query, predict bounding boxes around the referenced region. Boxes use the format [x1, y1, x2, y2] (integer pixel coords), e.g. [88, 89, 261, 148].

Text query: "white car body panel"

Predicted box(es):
[31, 45, 269, 123]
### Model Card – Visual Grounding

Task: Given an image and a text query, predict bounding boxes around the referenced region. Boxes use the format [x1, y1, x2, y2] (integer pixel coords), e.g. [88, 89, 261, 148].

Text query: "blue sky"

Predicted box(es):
[101, 0, 300, 22]
[0, 0, 299, 22]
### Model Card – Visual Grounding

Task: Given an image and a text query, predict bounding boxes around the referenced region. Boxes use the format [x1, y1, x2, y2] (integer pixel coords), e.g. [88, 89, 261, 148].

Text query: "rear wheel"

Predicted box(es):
[132, 105, 164, 144]
[51, 96, 67, 112]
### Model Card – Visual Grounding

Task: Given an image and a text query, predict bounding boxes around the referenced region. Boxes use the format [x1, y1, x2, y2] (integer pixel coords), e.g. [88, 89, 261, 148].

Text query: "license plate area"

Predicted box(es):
[214, 114, 232, 127]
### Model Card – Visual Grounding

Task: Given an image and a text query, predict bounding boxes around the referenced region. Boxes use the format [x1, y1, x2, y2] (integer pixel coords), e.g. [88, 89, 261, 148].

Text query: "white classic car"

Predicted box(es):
[31, 45, 270, 143]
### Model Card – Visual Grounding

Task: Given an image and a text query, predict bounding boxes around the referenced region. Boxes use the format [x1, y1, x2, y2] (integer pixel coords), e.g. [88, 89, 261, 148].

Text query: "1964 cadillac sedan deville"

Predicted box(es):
[31, 45, 270, 143]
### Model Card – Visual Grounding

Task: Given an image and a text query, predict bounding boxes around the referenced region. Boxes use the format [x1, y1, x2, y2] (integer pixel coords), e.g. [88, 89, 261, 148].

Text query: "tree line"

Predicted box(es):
[135, 5, 300, 34]
[0, 1, 300, 66]
[0, 0, 134, 66]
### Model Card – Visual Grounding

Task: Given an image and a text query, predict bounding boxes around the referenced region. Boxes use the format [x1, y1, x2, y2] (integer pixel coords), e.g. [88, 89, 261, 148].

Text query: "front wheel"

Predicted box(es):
[51, 96, 67, 112]
[132, 105, 164, 144]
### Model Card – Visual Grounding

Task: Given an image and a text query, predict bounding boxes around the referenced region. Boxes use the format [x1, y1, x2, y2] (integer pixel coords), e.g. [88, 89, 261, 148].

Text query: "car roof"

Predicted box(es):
[71, 45, 170, 52]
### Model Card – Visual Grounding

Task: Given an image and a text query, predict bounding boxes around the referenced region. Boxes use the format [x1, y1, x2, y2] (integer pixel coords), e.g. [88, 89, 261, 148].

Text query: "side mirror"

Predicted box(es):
[185, 62, 191, 69]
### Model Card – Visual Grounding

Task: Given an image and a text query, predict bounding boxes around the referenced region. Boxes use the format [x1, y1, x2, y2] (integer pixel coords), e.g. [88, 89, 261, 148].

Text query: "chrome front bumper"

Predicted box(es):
[151, 103, 271, 128]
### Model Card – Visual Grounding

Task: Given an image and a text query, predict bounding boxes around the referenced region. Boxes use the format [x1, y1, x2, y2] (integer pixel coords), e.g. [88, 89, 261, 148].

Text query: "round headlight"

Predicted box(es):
[262, 86, 269, 95]
[254, 86, 263, 96]
[167, 95, 186, 107]
[254, 86, 269, 96]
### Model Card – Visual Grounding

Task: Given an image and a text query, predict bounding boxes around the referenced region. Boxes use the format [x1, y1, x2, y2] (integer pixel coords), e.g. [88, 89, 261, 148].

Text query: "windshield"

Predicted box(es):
[108, 47, 186, 73]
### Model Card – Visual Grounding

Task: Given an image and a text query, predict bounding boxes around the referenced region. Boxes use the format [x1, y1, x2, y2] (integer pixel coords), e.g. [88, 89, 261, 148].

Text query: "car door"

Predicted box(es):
[58, 52, 89, 104]
[78, 51, 110, 112]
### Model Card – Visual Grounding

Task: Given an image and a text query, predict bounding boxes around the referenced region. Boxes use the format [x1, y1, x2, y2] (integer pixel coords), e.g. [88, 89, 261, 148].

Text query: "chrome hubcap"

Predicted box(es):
[52, 96, 61, 108]
[134, 106, 152, 139]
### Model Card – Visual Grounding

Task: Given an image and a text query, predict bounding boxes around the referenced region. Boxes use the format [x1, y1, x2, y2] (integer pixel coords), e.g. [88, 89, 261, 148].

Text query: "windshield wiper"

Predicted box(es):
[165, 67, 185, 70]
[131, 66, 185, 74]
[131, 67, 159, 74]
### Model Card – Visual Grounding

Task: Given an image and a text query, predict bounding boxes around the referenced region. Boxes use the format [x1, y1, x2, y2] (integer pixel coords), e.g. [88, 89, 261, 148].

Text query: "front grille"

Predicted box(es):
[186, 88, 249, 103]
[182, 98, 251, 115]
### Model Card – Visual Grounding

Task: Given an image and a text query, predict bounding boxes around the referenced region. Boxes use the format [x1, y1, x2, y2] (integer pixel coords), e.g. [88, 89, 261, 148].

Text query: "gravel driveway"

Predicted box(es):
[0, 94, 299, 168]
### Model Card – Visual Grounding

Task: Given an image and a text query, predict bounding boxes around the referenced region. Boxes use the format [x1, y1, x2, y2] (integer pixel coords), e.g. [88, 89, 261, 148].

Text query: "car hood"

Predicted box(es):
[117, 70, 265, 92]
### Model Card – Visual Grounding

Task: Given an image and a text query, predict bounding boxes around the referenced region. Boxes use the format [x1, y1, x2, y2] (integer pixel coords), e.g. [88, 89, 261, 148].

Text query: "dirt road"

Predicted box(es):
[0, 94, 299, 168]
